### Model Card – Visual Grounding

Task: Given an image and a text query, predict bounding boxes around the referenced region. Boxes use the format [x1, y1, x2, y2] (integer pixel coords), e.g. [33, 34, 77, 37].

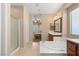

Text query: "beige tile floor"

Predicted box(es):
[15, 42, 40, 56]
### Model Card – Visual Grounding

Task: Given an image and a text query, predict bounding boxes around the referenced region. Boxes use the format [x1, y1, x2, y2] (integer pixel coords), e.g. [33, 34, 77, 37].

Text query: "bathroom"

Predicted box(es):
[0, 3, 79, 56]
[30, 3, 66, 55]
[31, 3, 79, 56]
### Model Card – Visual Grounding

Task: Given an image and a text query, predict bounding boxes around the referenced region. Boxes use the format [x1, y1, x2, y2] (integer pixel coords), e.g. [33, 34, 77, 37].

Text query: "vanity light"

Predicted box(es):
[56, 16, 58, 17]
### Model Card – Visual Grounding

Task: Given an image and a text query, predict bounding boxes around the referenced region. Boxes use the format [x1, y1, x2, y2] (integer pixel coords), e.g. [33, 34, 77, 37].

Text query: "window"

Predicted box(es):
[70, 8, 79, 35]
[67, 4, 79, 38]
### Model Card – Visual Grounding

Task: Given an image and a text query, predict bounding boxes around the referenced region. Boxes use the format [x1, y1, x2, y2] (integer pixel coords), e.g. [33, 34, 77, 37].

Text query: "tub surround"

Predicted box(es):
[40, 40, 66, 55]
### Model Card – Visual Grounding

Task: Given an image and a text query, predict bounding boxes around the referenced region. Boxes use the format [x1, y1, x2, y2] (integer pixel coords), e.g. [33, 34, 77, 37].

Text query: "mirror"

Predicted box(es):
[50, 23, 54, 30]
[54, 17, 62, 33]
[32, 15, 42, 33]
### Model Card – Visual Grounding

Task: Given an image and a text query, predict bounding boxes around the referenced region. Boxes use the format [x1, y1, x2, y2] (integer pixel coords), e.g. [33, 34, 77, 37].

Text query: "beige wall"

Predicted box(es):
[29, 14, 33, 42]
[53, 12, 62, 20]
[41, 14, 53, 41]
[62, 9, 68, 37]
[0, 3, 1, 55]
[24, 6, 30, 48]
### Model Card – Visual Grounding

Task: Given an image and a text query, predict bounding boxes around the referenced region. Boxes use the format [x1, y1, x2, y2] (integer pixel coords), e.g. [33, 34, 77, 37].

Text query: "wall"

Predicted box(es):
[53, 11, 62, 19]
[0, 3, 1, 55]
[5, 3, 11, 56]
[62, 9, 67, 38]
[1, 3, 6, 56]
[41, 14, 53, 41]
[29, 14, 33, 42]
[24, 5, 30, 48]
[0, 3, 11, 56]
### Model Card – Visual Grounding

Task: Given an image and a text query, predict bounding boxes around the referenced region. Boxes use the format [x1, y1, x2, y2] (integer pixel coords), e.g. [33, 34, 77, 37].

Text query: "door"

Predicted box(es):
[11, 16, 20, 52]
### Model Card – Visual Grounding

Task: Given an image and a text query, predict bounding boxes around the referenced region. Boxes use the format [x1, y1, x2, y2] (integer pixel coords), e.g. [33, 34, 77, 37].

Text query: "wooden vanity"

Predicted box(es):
[67, 39, 79, 56]
[48, 32, 62, 41]
[34, 33, 41, 41]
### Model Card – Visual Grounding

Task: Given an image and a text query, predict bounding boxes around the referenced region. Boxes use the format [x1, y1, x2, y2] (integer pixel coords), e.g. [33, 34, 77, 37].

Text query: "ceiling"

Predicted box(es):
[26, 3, 64, 14]
[11, 3, 64, 14]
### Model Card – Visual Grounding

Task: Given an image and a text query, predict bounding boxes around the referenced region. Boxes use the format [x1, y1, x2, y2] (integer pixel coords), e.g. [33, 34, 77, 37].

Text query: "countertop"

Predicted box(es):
[67, 38, 79, 44]
[48, 31, 62, 35]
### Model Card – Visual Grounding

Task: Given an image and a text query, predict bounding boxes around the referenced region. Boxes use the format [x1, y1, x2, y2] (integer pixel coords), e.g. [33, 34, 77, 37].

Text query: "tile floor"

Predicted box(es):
[14, 41, 66, 56]
[15, 42, 40, 56]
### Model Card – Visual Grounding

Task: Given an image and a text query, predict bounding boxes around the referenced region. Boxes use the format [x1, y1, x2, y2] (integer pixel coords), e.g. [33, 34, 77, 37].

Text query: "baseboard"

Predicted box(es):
[10, 47, 20, 56]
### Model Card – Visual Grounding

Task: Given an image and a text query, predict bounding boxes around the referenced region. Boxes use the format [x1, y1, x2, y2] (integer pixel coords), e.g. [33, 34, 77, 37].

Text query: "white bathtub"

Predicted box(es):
[40, 38, 67, 55]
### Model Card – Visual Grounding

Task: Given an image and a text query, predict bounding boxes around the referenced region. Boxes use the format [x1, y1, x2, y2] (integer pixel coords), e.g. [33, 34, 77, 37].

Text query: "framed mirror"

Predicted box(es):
[54, 17, 62, 33]
[50, 23, 54, 30]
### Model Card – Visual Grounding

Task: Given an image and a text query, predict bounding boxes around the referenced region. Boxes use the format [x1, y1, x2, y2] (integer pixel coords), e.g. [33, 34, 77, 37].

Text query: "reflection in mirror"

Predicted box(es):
[50, 23, 54, 30]
[32, 15, 42, 33]
[54, 17, 62, 33]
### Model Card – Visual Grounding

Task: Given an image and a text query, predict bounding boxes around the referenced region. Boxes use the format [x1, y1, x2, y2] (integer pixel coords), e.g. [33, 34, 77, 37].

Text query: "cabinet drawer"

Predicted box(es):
[67, 41, 77, 51]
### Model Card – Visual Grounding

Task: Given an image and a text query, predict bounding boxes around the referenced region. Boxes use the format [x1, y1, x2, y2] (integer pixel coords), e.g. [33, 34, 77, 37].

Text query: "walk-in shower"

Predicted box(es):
[11, 15, 20, 53]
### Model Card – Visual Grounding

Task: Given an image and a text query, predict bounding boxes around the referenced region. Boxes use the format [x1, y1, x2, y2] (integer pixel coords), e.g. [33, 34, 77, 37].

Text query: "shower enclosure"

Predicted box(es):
[11, 16, 20, 52]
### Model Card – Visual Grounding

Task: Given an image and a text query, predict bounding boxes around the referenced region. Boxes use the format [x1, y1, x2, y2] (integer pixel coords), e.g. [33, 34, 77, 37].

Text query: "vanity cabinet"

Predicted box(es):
[48, 33, 62, 41]
[34, 34, 41, 41]
[67, 40, 79, 56]
[48, 34, 53, 41]
[77, 45, 79, 55]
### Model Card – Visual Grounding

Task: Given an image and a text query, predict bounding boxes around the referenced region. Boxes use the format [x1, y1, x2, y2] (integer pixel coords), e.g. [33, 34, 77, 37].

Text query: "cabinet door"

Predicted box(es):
[48, 34, 53, 41]
[67, 40, 77, 56]
[77, 45, 79, 56]
[67, 49, 76, 56]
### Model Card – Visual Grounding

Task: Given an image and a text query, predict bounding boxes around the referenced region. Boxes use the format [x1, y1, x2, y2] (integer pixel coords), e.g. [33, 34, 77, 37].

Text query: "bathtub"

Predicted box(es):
[40, 38, 67, 55]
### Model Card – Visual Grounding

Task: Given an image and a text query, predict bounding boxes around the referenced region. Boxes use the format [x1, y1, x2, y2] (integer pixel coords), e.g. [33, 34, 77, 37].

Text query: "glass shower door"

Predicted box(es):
[11, 16, 20, 52]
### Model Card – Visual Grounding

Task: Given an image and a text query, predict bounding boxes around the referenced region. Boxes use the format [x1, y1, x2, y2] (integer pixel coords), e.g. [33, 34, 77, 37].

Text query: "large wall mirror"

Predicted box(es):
[54, 17, 62, 33]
